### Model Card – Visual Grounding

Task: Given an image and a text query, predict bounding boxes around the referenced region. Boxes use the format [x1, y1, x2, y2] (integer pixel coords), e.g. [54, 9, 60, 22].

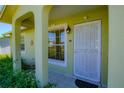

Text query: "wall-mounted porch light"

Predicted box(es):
[83, 16, 88, 20]
[66, 26, 71, 33]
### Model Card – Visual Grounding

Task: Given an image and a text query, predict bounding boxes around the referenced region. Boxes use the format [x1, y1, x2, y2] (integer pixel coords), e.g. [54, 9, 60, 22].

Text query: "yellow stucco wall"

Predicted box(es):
[49, 6, 108, 86]
[10, 29, 35, 65]
[21, 29, 35, 65]
[108, 6, 124, 88]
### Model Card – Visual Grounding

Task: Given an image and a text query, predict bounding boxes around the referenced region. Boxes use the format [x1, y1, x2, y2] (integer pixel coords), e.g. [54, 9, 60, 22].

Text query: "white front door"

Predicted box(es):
[74, 20, 101, 83]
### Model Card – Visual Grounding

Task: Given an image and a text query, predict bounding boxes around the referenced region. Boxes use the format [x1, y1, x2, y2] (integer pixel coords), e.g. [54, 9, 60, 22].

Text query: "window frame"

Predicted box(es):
[48, 24, 68, 67]
[20, 34, 26, 53]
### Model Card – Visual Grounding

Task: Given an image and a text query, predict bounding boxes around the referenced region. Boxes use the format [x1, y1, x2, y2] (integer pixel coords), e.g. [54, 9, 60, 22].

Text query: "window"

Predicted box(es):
[48, 29, 65, 62]
[21, 35, 25, 51]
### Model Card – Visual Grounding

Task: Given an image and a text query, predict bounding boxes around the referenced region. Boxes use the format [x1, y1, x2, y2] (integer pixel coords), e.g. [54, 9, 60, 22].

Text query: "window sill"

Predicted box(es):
[48, 59, 66, 67]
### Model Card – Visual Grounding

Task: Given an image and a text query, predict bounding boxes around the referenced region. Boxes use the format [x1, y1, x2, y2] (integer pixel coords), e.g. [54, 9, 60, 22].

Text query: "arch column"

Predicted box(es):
[12, 20, 21, 72]
[34, 6, 52, 87]
[12, 5, 52, 87]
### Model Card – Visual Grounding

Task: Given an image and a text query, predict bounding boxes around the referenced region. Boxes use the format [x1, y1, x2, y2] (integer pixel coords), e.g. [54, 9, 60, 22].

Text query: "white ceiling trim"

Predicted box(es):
[48, 23, 68, 31]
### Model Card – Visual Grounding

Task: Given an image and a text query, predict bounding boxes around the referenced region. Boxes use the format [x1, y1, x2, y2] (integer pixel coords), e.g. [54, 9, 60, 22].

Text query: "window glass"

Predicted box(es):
[48, 29, 65, 61]
[21, 35, 25, 51]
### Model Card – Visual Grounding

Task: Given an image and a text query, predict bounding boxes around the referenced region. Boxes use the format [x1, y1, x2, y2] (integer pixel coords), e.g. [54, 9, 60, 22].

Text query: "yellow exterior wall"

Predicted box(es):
[10, 29, 35, 65]
[49, 6, 108, 86]
[21, 29, 35, 65]
[108, 6, 124, 88]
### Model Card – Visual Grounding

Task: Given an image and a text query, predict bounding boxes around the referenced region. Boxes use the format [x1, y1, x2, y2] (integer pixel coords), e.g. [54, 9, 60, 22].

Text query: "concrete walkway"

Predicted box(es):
[48, 70, 77, 88]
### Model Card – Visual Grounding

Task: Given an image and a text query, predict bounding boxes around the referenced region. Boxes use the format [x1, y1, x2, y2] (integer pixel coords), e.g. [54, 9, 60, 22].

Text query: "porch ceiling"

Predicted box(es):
[18, 5, 106, 28]
[0, 5, 107, 29]
[19, 5, 107, 29]
[49, 5, 107, 20]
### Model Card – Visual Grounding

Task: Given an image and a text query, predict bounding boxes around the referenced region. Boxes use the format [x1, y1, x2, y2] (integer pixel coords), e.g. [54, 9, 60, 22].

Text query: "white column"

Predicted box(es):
[34, 6, 49, 87]
[12, 20, 21, 72]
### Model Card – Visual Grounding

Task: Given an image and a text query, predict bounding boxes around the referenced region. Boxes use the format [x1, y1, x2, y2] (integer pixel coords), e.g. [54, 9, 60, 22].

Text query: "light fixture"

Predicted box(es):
[83, 16, 88, 20]
[66, 26, 71, 33]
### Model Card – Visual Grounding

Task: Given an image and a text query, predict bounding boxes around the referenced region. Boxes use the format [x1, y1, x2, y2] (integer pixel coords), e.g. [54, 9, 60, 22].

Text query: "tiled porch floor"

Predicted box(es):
[48, 70, 77, 88]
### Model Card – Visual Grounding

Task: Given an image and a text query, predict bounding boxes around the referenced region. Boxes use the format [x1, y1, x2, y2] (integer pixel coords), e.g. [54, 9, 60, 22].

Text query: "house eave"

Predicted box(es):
[0, 5, 19, 24]
[0, 5, 6, 19]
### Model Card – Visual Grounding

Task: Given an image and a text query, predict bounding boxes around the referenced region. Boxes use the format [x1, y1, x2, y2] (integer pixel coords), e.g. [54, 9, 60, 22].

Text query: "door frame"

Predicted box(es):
[73, 20, 102, 84]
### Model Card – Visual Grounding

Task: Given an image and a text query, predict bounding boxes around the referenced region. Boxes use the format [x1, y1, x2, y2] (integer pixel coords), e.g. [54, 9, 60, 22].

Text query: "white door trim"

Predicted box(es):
[73, 20, 102, 84]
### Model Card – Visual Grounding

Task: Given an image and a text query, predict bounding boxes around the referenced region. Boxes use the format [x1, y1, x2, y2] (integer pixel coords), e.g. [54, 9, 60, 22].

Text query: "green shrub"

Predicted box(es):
[0, 56, 37, 88]
[44, 82, 56, 88]
[0, 56, 56, 88]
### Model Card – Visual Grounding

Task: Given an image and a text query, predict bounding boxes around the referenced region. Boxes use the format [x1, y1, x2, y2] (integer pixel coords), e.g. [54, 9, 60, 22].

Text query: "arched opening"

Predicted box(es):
[20, 13, 35, 71]
[14, 12, 35, 73]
